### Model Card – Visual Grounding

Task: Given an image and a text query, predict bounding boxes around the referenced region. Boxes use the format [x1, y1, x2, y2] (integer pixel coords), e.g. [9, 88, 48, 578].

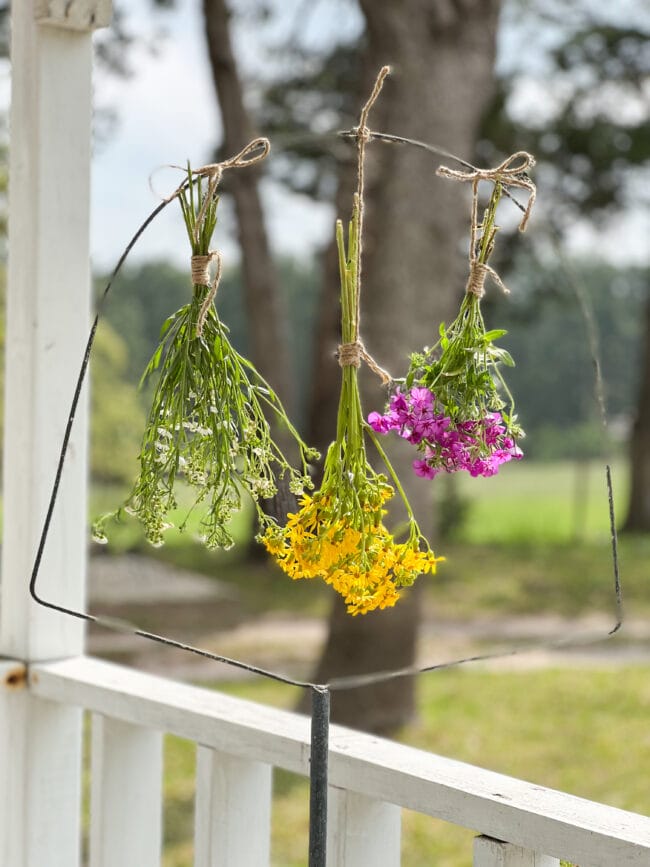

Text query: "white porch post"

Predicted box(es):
[0, 1, 111, 864]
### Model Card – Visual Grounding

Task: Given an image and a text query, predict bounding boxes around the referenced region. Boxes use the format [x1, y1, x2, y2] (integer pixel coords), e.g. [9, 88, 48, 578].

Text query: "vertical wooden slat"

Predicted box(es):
[194, 745, 272, 867]
[0, 669, 84, 867]
[327, 787, 401, 867]
[89, 714, 163, 867]
[474, 836, 561, 866]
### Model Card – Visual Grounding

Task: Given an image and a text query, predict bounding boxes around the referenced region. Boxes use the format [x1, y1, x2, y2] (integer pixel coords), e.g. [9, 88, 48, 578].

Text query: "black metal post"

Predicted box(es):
[308, 685, 331, 867]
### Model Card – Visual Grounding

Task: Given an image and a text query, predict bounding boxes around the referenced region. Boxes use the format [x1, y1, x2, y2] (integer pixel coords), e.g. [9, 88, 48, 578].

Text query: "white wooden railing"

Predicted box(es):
[0, 653, 646, 866]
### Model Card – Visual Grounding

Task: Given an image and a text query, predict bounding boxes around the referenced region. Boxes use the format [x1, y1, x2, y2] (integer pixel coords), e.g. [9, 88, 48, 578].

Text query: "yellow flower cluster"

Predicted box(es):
[263, 493, 444, 616]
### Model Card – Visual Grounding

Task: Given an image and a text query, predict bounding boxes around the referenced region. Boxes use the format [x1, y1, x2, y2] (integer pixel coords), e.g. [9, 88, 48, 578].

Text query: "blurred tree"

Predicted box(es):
[480, 6, 650, 529]
[492, 259, 646, 440]
[202, 0, 294, 414]
[625, 296, 650, 531]
[278, 0, 502, 732]
[97, 260, 194, 376]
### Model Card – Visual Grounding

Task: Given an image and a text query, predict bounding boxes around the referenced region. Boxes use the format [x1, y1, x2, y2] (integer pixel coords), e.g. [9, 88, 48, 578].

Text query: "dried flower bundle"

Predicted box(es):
[94, 161, 317, 549]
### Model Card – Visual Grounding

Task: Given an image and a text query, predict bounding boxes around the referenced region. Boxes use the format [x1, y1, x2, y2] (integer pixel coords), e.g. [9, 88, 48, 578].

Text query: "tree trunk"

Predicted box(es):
[202, 0, 293, 412]
[623, 293, 650, 531]
[306, 0, 502, 734]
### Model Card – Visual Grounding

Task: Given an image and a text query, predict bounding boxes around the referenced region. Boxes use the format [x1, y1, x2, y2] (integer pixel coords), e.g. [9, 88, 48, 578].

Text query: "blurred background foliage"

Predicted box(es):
[95, 253, 645, 468]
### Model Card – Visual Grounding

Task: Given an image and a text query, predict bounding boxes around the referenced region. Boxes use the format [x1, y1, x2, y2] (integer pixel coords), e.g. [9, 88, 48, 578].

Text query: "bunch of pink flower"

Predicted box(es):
[368, 386, 522, 479]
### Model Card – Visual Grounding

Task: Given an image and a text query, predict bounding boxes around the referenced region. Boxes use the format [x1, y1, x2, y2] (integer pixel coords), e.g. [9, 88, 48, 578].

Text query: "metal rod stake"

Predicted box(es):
[308, 685, 331, 867]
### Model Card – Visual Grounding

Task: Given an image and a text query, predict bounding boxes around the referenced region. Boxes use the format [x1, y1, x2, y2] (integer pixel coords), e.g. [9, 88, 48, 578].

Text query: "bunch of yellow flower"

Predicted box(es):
[262, 197, 443, 615]
[263, 488, 442, 615]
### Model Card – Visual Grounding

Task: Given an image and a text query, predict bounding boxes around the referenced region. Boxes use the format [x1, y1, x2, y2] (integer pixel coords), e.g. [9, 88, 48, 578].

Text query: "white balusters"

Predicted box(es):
[327, 787, 401, 866]
[89, 714, 163, 867]
[194, 746, 272, 866]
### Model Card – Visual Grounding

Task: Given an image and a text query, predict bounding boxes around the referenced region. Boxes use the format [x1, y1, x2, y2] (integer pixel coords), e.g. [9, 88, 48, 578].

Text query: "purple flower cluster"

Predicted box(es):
[368, 387, 522, 479]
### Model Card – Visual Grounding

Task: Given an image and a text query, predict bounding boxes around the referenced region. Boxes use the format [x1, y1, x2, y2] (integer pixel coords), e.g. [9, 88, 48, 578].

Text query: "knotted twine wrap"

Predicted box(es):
[337, 338, 392, 384]
[337, 66, 392, 386]
[194, 250, 223, 337]
[166, 137, 271, 337]
[437, 151, 536, 299]
[190, 254, 212, 286]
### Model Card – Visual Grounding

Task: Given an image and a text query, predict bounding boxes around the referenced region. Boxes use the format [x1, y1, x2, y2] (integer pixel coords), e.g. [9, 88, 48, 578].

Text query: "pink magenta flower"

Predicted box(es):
[369, 386, 523, 481]
[368, 411, 393, 434]
[413, 458, 438, 479]
[410, 387, 434, 410]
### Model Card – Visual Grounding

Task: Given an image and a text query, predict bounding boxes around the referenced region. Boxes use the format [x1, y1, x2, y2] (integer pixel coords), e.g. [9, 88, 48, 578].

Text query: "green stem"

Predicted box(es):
[477, 181, 502, 265]
[364, 424, 417, 526]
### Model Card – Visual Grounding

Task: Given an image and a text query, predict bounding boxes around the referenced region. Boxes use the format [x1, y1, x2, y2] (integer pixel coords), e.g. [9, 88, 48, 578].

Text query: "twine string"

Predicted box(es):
[338, 339, 392, 384]
[436, 150, 537, 232]
[159, 136, 270, 249]
[354, 66, 390, 329]
[191, 253, 213, 287]
[194, 250, 223, 338]
[159, 138, 270, 334]
[348, 66, 394, 385]
[164, 137, 271, 203]
[437, 151, 536, 299]
[338, 341, 361, 368]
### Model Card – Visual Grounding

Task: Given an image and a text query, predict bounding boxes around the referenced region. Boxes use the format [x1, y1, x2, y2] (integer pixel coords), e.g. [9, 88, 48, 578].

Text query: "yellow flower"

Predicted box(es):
[262, 489, 444, 615]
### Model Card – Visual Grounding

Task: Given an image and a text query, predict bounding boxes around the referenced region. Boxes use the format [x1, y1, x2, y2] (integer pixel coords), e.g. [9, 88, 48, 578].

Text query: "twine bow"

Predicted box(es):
[437, 151, 536, 232]
[164, 137, 270, 337]
[437, 151, 536, 299]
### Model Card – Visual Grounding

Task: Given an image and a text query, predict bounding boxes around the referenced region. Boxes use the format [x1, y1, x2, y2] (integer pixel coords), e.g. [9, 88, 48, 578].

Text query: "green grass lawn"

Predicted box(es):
[159, 666, 650, 867]
[85, 461, 650, 865]
[90, 458, 649, 621]
[426, 458, 650, 620]
[453, 458, 627, 545]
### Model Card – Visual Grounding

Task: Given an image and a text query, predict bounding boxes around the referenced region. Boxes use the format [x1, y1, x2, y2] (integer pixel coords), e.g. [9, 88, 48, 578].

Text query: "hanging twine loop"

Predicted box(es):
[161, 137, 270, 337]
[437, 151, 536, 299]
[344, 65, 394, 386]
[436, 151, 536, 232]
[165, 137, 271, 204]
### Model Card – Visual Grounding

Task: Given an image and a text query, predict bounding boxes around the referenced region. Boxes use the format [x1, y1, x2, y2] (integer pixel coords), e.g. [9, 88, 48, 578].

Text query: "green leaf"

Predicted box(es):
[159, 314, 177, 339]
[497, 349, 516, 367]
[483, 328, 508, 342]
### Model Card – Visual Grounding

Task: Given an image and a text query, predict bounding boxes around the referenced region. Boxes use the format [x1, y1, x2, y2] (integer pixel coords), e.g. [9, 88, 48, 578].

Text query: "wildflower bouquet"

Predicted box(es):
[263, 196, 443, 615]
[369, 168, 534, 481]
[93, 160, 316, 549]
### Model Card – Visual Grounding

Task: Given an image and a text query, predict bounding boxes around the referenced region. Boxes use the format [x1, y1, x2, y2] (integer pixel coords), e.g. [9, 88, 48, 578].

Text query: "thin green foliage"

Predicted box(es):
[93, 166, 317, 549]
[407, 183, 521, 434]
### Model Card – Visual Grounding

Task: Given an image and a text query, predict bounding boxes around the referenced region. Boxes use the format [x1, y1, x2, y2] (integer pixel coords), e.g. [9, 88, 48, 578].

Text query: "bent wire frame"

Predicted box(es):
[27, 132, 625, 867]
